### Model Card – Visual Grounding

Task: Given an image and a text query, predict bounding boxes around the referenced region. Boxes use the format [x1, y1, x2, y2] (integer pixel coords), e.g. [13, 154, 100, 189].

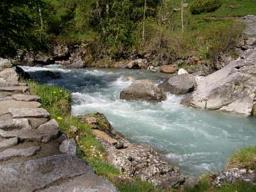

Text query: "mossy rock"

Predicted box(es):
[79, 112, 113, 135]
[227, 147, 256, 170]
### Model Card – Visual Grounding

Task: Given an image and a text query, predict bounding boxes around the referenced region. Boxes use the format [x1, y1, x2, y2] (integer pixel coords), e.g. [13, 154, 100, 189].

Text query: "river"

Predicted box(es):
[22, 65, 256, 176]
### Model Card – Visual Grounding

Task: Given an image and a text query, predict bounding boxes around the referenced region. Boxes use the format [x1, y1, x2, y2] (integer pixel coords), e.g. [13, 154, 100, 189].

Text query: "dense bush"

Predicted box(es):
[190, 0, 222, 14]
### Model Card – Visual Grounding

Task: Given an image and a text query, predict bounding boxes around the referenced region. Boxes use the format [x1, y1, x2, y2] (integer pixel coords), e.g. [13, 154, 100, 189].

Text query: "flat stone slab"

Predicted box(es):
[0, 154, 104, 192]
[0, 137, 18, 149]
[39, 173, 117, 192]
[0, 100, 41, 115]
[0, 86, 28, 93]
[0, 146, 40, 161]
[12, 94, 40, 102]
[0, 68, 19, 84]
[0, 120, 59, 143]
[0, 119, 31, 130]
[9, 108, 49, 118]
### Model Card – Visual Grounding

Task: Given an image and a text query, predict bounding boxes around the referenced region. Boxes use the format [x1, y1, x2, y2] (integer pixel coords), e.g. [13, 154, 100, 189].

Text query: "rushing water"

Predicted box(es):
[22, 65, 256, 176]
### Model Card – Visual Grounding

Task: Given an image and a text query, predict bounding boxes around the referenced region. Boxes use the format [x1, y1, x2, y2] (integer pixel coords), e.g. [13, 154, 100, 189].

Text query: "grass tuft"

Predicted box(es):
[228, 146, 256, 170]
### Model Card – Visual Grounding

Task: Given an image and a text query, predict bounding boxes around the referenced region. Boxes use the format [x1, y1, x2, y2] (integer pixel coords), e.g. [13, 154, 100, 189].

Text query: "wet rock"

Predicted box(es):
[9, 108, 50, 118]
[0, 146, 40, 161]
[120, 80, 166, 102]
[178, 68, 188, 75]
[59, 139, 76, 155]
[159, 74, 196, 95]
[0, 137, 18, 149]
[160, 65, 177, 74]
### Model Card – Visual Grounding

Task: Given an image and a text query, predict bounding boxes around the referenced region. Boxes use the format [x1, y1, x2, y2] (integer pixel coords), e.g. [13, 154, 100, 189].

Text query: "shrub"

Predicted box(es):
[190, 0, 222, 14]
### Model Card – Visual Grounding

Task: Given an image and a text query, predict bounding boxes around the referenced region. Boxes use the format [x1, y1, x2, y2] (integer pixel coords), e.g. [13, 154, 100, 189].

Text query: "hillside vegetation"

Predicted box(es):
[1, 0, 256, 68]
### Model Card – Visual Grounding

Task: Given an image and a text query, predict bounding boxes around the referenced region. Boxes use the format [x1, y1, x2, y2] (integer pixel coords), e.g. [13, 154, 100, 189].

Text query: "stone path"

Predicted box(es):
[0, 59, 117, 192]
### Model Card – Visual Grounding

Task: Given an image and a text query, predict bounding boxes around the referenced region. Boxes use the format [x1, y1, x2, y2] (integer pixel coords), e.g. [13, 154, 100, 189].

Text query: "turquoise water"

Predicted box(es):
[23, 65, 256, 176]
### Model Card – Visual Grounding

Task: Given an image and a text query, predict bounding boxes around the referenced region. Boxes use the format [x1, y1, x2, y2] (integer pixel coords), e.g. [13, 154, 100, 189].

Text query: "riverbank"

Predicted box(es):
[26, 72, 256, 192]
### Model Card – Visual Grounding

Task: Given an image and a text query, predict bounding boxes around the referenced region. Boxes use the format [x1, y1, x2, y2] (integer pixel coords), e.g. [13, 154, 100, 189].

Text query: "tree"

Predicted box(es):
[0, 0, 45, 57]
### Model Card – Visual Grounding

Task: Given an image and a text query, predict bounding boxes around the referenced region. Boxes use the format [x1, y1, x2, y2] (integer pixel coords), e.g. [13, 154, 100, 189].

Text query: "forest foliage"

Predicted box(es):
[1, 0, 256, 62]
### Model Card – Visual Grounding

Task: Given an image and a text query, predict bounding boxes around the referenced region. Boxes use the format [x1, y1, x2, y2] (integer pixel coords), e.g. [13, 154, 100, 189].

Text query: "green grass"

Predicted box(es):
[27, 80, 163, 192]
[227, 147, 256, 169]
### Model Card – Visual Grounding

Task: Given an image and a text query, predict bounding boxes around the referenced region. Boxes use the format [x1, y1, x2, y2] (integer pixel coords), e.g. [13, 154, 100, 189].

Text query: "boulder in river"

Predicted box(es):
[178, 68, 188, 75]
[160, 65, 177, 74]
[126, 59, 148, 69]
[159, 74, 196, 95]
[183, 48, 256, 116]
[120, 80, 166, 102]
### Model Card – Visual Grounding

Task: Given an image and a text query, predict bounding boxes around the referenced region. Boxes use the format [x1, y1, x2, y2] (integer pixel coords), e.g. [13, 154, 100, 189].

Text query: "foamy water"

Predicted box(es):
[23, 66, 256, 176]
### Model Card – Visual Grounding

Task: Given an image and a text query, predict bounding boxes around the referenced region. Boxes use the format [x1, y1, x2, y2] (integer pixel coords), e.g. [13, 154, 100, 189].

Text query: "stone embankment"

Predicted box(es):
[0, 58, 117, 192]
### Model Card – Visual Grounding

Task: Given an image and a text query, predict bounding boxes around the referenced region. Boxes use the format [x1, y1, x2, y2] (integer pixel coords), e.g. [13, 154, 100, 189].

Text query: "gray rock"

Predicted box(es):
[59, 139, 77, 155]
[11, 94, 40, 102]
[115, 141, 125, 149]
[0, 137, 18, 149]
[0, 154, 117, 192]
[0, 119, 59, 143]
[28, 117, 49, 129]
[9, 108, 49, 118]
[37, 119, 59, 143]
[0, 58, 12, 70]
[159, 74, 196, 95]
[0, 68, 18, 84]
[0, 146, 40, 161]
[38, 174, 117, 192]
[0, 119, 31, 130]
[243, 15, 256, 37]
[0, 100, 41, 115]
[120, 80, 166, 102]
[184, 48, 256, 116]
[178, 68, 188, 75]
[126, 59, 148, 69]
[0, 86, 28, 93]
